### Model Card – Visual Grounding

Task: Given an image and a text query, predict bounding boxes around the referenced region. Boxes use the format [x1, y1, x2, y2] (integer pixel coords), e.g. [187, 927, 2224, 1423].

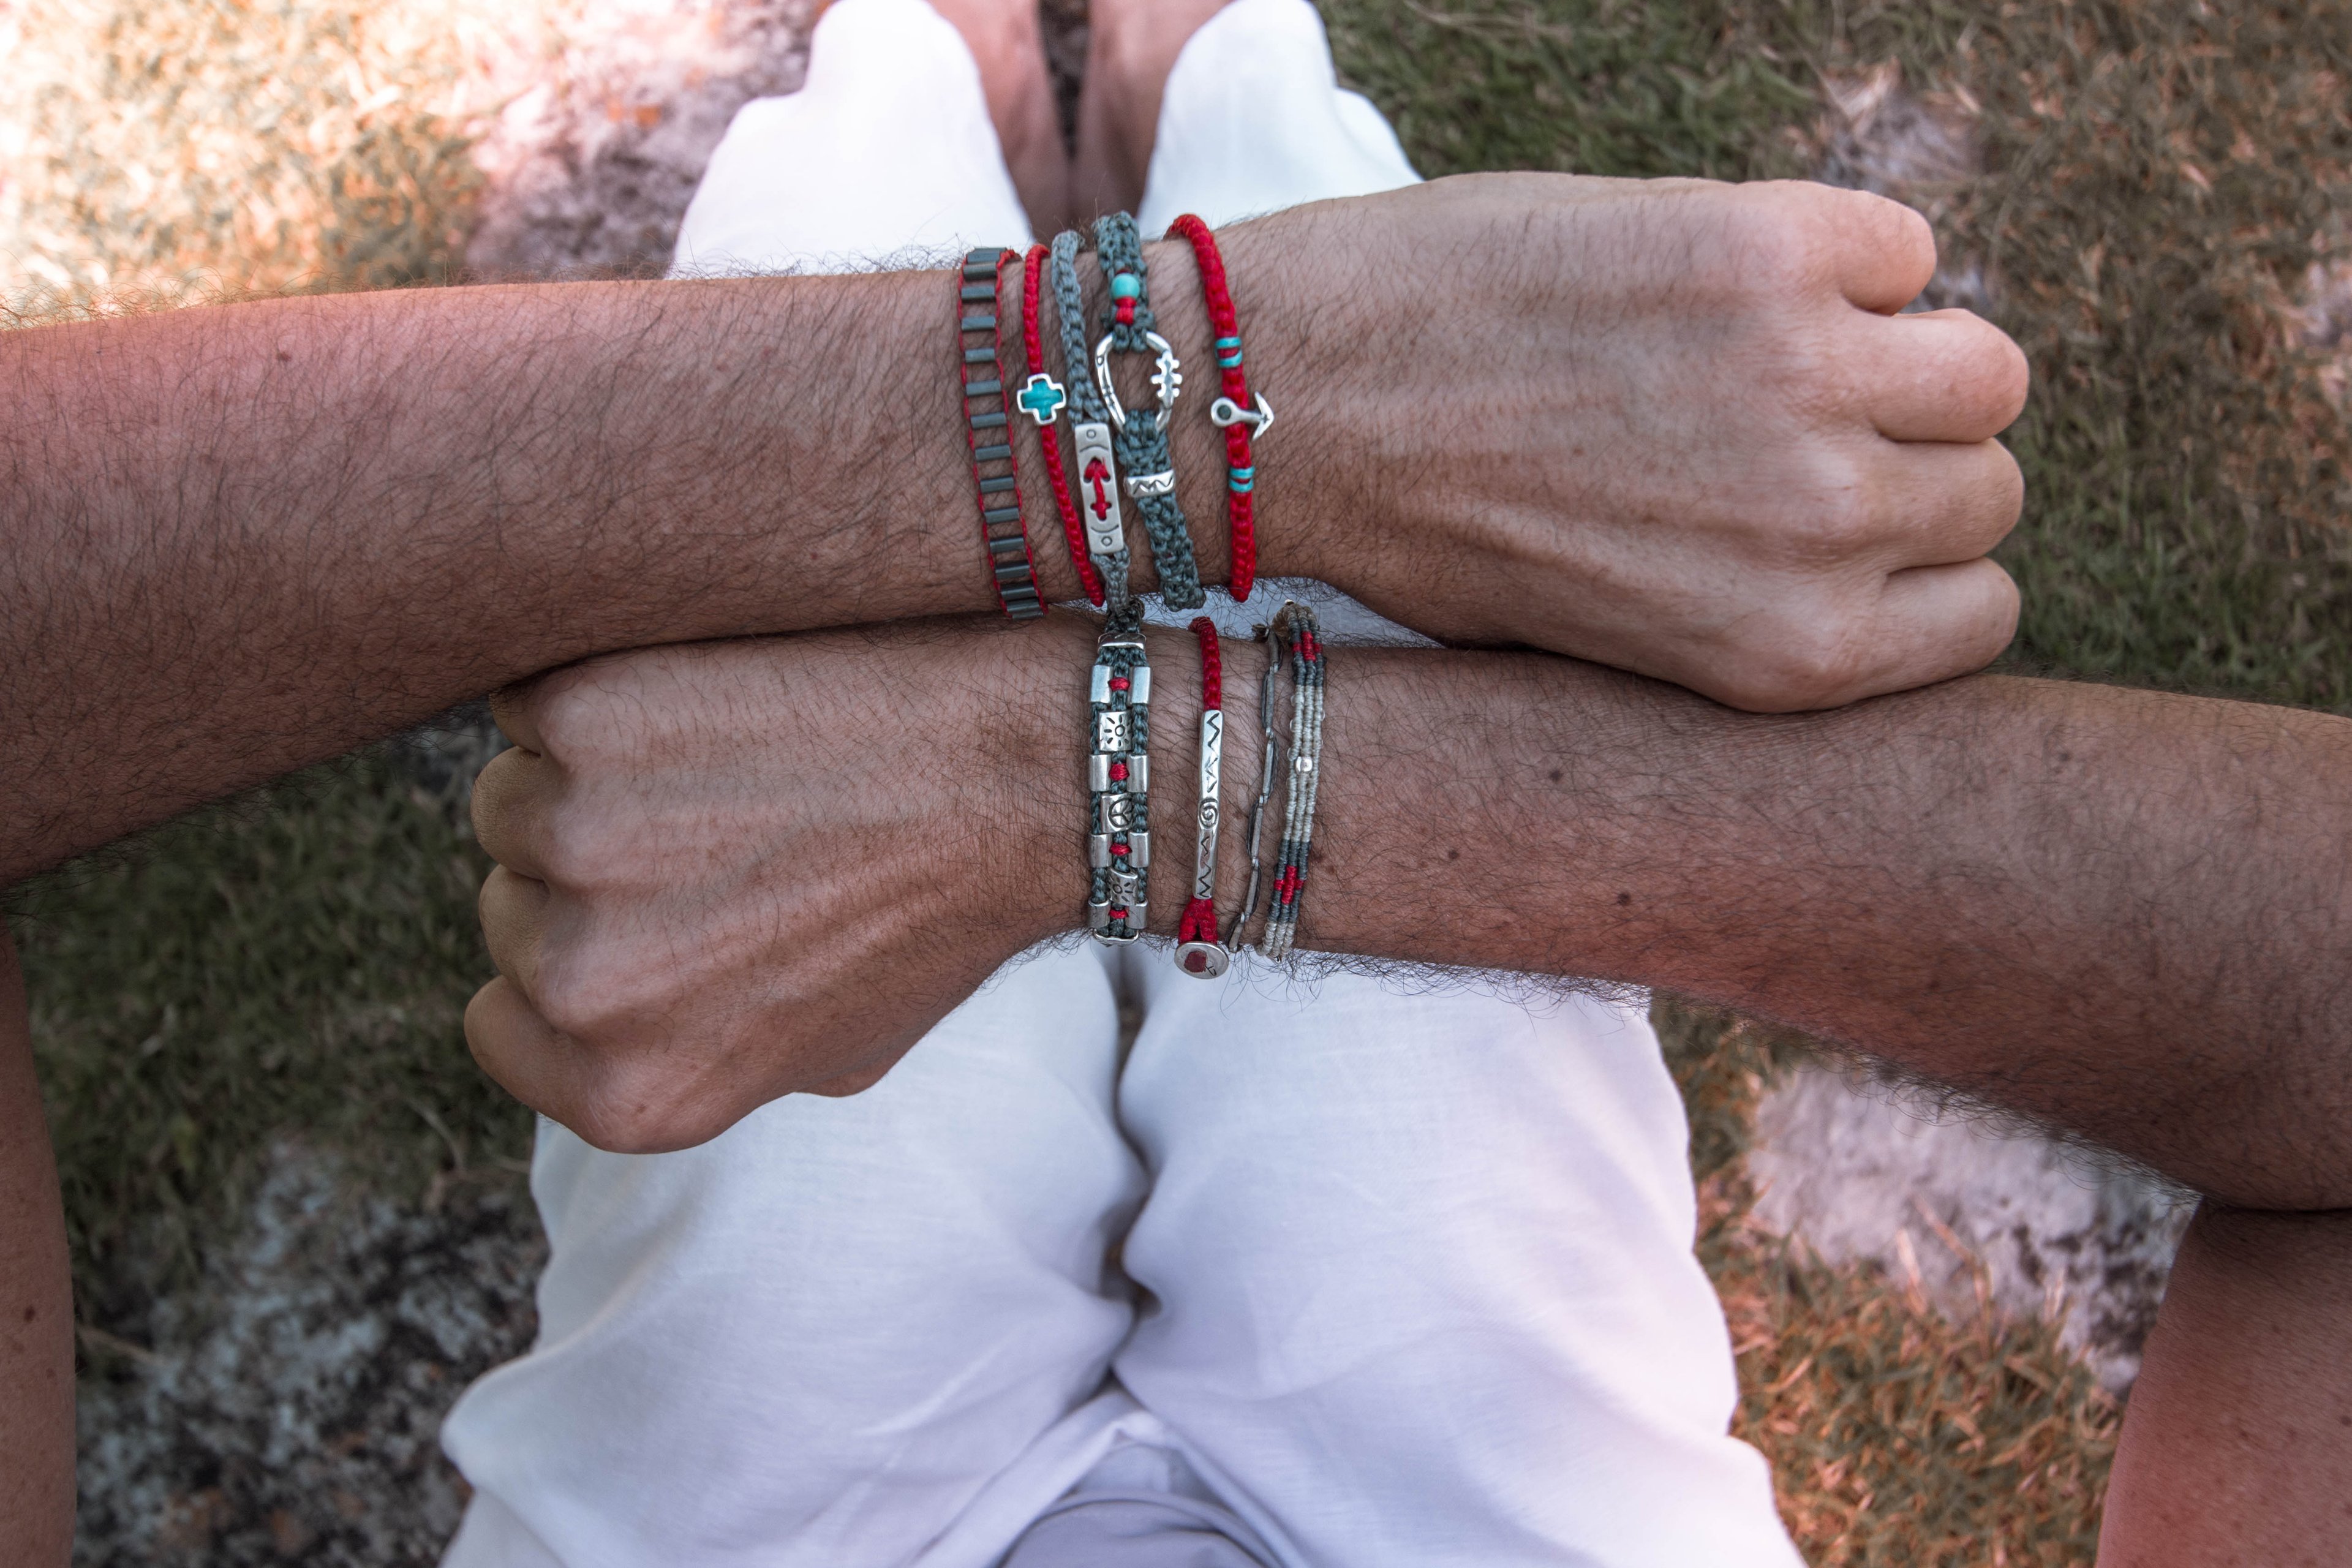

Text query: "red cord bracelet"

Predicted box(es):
[1175, 615, 1228, 973]
[1167, 214, 1267, 603]
[1018, 244, 1106, 606]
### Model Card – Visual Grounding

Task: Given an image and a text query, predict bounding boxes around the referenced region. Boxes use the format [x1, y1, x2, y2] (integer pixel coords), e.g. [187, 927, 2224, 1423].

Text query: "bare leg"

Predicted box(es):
[927, 0, 1072, 233]
[1071, 0, 1228, 219]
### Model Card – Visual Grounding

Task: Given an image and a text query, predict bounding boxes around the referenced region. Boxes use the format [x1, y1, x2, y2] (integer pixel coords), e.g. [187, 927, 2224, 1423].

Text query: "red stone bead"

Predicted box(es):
[1110, 677, 1129, 691]
[1109, 763, 1128, 780]
[1111, 843, 1129, 856]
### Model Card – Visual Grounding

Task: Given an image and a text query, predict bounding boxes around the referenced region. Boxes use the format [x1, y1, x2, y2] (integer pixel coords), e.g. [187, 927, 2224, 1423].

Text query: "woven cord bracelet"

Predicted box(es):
[1259, 600, 1325, 962]
[1174, 616, 1229, 978]
[1017, 243, 1104, 606]
[1167, 214, 1270, 603]
[957, 248, 1044, 620]
[1085, 633, 1152, 943]
[1092, 212, 1207, 611]
[1049, 229, 1136, 613]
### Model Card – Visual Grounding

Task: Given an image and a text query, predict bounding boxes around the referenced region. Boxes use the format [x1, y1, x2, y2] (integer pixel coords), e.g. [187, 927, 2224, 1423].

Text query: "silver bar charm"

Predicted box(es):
[1088, 753, 1111, 793]
[1088, 833, 1112, 869]
[1129, 668, 1152, 706]
[1071, 420, 1126, 560]
[1191, 709, 1223, 903]
[1128, 831, 1151, 869]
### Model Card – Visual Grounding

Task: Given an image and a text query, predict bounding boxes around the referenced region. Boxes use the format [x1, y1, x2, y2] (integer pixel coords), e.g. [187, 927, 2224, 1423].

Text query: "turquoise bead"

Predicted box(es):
[1109, 273, 1142, 300]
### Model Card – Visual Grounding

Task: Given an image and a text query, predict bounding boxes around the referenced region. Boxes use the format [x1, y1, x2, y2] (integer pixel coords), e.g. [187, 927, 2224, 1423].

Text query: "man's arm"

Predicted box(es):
[467, 617, 2352, 1213]
[1, 173, 2026, 883]
[467, 619, 2352, 1567]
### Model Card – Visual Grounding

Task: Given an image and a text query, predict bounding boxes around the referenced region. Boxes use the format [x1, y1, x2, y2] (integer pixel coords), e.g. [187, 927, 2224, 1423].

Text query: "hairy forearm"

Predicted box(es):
[1095, 625, 2352, 1206]
[0, 256, 1264, 881]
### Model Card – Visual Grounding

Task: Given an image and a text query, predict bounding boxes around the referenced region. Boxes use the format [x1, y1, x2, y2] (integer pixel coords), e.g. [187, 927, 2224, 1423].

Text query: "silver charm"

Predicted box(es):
[1191, 710, 1223, 902]
[1093, 330, 1183, 435]
[1209, 392, 1275, 439]
[1174, 941, 1231, 979]
[1123, 470, 1175, 500]
[1096, 708, 1131, 754]
[1070, 420, 1126, 561]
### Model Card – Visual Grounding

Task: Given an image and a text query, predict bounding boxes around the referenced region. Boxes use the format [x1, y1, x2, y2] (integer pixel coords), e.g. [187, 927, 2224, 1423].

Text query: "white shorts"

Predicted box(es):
[439, 3, 1800, 1564]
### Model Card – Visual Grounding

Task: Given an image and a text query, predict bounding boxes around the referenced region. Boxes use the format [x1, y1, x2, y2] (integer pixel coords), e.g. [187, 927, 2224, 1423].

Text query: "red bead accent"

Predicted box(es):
[1110, 676, 1130, 691]
[1183, 948, 1208, 973]
[1022, 244, 1106, 606]
[1169, 214, 1258, 601]
[1115, 296, 1137, 326]
[1274, 867, 1304, 906]
[1109, 761, 1129, 781]
[1109, 907, 1129, 919]
[1111, 843, 1129, 856]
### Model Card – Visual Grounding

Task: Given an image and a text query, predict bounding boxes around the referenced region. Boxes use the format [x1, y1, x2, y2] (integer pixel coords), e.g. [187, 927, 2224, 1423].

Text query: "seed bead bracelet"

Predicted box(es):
[1167, 214, 1270, 603]
[1222, 638, 1283, 958]
[1173, 616, 1229, 978]
[1259, 600, 1325, 962]
[1049, 229, 1136, 613]
[1092, 211, 1207, 611]
[956, 248, 1044, 620]
[1017, 243, 1104, 606]
[1085, 632, 1153, 943]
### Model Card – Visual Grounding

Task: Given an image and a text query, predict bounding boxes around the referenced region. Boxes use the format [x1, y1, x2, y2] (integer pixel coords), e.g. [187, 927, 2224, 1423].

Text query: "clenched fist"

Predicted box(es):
[1220, 172, 2028, 708]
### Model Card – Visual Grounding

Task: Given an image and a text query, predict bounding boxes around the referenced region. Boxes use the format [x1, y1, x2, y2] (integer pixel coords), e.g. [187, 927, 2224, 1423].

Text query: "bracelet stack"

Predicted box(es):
[956, 247, 1044, 620]
[1006, 215, 1302, 957]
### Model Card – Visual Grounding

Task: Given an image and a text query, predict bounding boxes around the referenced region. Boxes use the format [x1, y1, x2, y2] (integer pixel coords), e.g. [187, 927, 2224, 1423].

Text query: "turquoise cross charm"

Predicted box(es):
[1017, 372, 1067, 426]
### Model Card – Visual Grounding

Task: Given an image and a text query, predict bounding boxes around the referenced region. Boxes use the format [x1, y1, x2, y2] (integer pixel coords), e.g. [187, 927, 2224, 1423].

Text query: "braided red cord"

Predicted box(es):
[1167, 213, 1257, 601]
[1022, 244, 1105, 606]
[1176, 615, 1223, 946]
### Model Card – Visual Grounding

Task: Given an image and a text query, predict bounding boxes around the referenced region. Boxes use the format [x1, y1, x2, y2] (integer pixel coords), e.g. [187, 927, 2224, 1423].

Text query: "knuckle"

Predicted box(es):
[1773, 454, 1880, 561]
[568, 1063, 731, 1155]
[1725, 609, 1872, 712]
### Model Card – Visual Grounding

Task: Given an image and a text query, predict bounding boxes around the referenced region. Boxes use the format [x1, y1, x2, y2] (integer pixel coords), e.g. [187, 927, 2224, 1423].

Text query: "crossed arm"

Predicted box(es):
[469, 616, 2352, 1566]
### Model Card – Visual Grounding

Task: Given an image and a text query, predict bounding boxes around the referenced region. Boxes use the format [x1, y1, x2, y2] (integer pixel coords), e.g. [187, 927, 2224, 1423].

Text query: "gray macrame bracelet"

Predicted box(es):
[1085, 633, 1152, 943]
[1091, 213, 1206, 611]
[1049, 230, 1136, 620]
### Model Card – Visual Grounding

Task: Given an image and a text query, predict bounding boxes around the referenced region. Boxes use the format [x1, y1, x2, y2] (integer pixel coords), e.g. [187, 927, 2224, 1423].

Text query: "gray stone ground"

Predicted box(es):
[75, 1145, 544, 1566]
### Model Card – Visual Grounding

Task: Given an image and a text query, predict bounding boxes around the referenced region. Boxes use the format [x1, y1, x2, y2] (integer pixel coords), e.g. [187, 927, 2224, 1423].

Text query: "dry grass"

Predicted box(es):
[1663, 1004, 2122, 1566]
[0, 0, 492, 316]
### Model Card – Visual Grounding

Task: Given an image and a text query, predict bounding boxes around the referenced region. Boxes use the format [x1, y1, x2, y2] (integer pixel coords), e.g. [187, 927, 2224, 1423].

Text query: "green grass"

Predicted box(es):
[7, 757, 523, 1313]
[1330, 0, 2352, 713]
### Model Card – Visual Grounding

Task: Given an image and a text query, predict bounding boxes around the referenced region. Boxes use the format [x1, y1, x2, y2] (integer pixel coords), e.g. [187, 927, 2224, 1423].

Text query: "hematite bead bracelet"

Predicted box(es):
[1085, 633, 1153, 943]
[1091, 212, 1206, 611]
[957, 248, 1044, 620]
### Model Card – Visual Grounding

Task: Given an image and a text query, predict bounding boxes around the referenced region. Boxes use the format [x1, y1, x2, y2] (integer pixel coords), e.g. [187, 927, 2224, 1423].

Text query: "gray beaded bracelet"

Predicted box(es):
[1085, 633, 1152, 943]
[1226, 601, 1324, 961]
[1091, 213, 1207, 611]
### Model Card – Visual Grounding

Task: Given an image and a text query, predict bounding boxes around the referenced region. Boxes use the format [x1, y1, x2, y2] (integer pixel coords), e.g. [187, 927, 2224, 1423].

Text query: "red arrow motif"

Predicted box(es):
[1084, 458, 1113, 520]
